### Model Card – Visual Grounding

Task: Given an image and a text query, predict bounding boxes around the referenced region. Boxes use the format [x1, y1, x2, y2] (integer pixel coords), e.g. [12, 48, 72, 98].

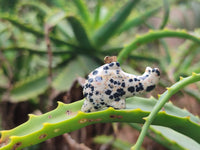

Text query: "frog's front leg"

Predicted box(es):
[108, 99, 126, 110]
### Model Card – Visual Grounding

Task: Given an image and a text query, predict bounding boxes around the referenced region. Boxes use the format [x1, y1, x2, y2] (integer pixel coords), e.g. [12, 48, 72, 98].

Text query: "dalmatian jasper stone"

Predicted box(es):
[81, 62, 160, 113]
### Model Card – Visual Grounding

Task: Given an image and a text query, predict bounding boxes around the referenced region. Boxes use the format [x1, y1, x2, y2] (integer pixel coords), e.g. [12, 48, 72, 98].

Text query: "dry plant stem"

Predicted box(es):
[132, 73, 200, 150]
[45, 24, 53, 84]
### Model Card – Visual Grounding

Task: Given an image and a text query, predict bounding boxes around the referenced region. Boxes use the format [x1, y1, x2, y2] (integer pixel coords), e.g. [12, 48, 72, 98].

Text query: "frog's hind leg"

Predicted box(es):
[108, 99, 126, 110]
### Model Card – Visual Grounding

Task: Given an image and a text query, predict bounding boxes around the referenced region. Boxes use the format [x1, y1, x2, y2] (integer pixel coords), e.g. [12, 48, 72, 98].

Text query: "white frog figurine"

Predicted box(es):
[81, 58, 160, 113]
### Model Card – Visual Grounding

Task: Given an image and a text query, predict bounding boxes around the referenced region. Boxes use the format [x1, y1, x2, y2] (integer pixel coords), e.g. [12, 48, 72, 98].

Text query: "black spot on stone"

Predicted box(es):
[114, 81, 118, 85]
[156, 69, 160, 76]
[139, 83, 144, 91]
[90, 86, 94, 91]
[110, 79, 114, 83]
[85, 83, 89, 88]
[109, 95, 113, 99]
[115, 97, 120, 101]
[105, 89, 112, 95]
[128, 86, 135, 93]
[116, 70, 120, 74]
[146, 85, 156, 92]
[88, 78, 93, 83]
[95, 91, 99, 95]
[89, 99, 93, 102]
[129, 79, 133, 82]
[108, 84, 114, 89]
[121, 82, 125, 87]
[87, 110, 91, 113]
[113, 93, 119, 98]
[83, 93, 88, 97]
[136, 85, 140, 92]
[116, 62, 120, 67]
[103, 66, 109, 70]
[92, 70, 98, 75]
[94, 106, 99, 109]
[89, 93, 93, 96]
[95, 76, 102, 82]
[117, 81, 121, 85]
[109, 63, 114, 67]
[117, 88, 126, 96]
[100, 102, 105, 105]
[134, 78, 138, 81]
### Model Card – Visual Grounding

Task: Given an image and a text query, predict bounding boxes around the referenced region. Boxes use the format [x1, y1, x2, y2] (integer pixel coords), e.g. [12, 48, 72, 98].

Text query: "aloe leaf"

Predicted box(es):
[72, 0, 91, 24]
[118, 7, 161, 34]
[93, 0, 140, 47]
[184, 88, 200, 103]
[1, 46, 73, 55]
[46, 11, 67, 27]
[118, 29, 200, 63]
[133, 73, 200, 150]
[10, 71, 48, 102]
[52, 56, 99, 91]
[94, 135, 131, 150]
[0, 15, 77, 48]
[130, 123, 199, 150]
[151, 125, 200, 150]
[0, 95, 200, 150]
[19, 1, 50, 15]
[93, 0, 101, 28]
[67, 16, 93, 50]
[52, 58, 85, 91]
[159, 0, 170, 29]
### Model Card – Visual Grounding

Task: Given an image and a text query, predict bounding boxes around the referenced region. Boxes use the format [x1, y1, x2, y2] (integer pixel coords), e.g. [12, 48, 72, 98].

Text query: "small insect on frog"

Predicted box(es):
[81, 56, 160, 113]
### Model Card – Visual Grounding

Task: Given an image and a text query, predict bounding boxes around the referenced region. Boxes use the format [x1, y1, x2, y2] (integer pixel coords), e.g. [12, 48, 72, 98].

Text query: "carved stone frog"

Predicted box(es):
[81, 59, 160, 113]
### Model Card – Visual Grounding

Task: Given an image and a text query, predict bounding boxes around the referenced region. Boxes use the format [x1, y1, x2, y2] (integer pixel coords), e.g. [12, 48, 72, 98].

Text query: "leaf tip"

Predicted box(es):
[192, 72, 197, 76]
[28, 114, 37, 119]
[57, 101, 65, 107]
[166, 87, 171, 91]
[179, 76, 184, 80]
[143, 116, 148, 121]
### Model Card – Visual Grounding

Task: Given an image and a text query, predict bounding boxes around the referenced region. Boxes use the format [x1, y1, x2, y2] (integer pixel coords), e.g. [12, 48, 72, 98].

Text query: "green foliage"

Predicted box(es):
[0, 0, 200, 149]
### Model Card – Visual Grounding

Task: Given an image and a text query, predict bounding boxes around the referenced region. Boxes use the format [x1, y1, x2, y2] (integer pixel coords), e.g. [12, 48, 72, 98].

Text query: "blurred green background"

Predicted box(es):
[0, 0, 200, 149]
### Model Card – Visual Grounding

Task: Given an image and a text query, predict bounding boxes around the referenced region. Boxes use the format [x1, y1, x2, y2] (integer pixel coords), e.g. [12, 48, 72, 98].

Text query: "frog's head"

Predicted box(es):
[142, 67, 160, 92]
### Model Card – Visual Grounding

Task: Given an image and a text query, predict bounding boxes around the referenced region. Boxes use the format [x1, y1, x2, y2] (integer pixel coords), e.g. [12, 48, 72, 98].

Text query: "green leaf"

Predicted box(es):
[67, 16, 93, 51]
[130, 123, 200, 150]
[46, 11, 67, 27]
[151, 126, 200, 150]
[0, 96, 200, 150]
[93, 0, 101, 28]
[94, 135, 131, 150]
[10, 71, 48, 102]
[118, 7, 161, 34]
[1, 46, 73, 55]
[52, 59, 85, 91]
[19, 1, 50, 15]
[93, 0, 140, 47]
[72, 0, 91, 24]
[133, 73, 200, 150]
[159, 0, 170, 29]
[118, 29, 200, 63]
[52, 56, 99, 91]
[0, 15, 78, 48]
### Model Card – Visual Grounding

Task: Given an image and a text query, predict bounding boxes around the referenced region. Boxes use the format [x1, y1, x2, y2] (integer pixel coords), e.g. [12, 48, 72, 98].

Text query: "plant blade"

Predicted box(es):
[93, 0, 140, 47]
